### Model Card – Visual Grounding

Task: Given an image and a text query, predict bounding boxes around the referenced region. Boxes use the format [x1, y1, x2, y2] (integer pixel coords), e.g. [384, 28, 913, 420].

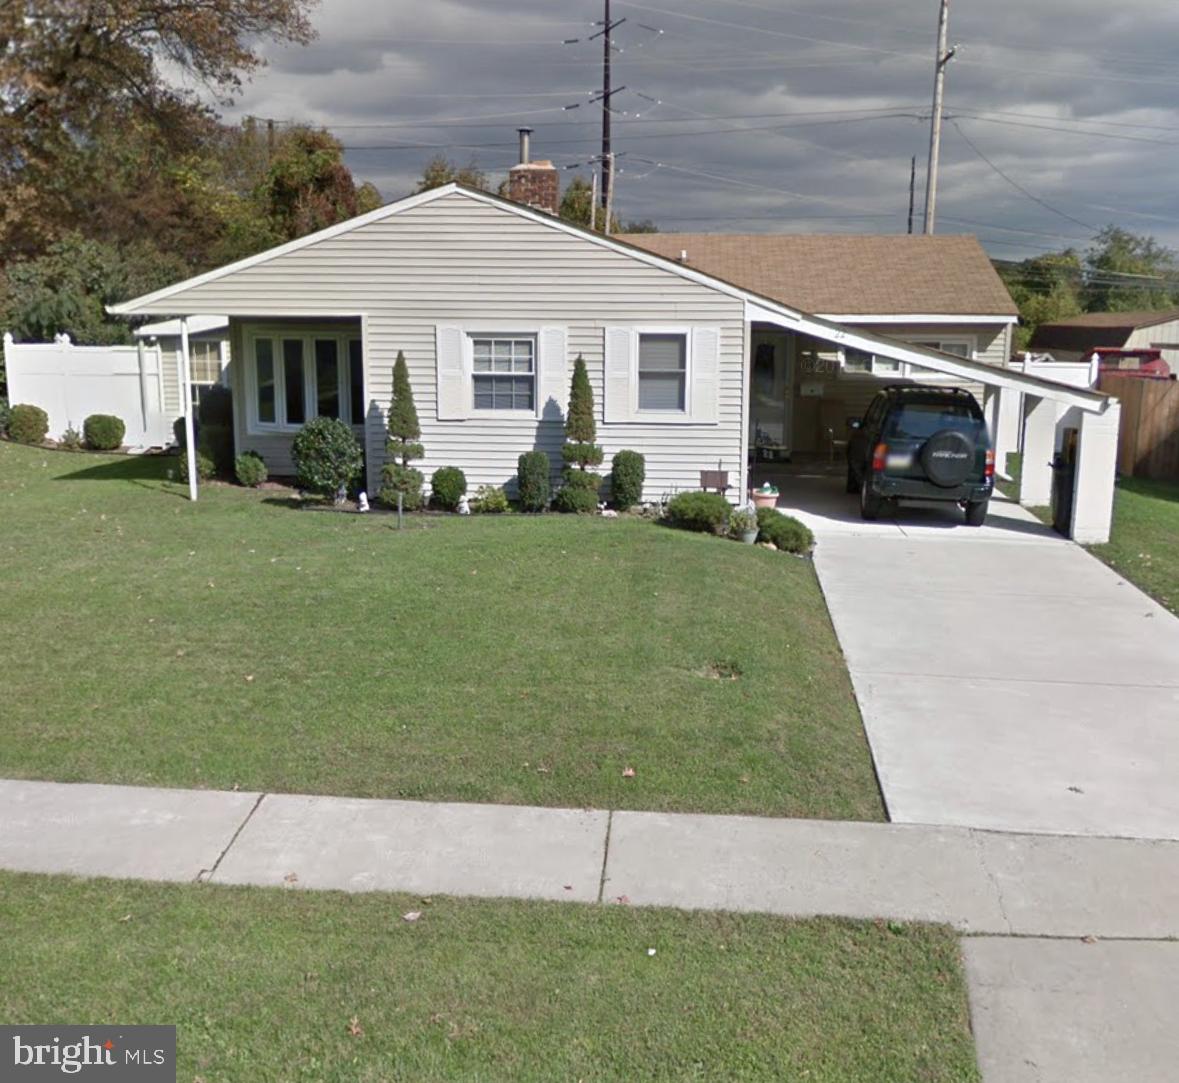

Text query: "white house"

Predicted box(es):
[108, 161, 1120, 540]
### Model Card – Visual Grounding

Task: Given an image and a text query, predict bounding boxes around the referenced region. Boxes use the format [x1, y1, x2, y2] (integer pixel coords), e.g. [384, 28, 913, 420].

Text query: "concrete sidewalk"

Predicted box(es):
[3, 778, 1179, 940]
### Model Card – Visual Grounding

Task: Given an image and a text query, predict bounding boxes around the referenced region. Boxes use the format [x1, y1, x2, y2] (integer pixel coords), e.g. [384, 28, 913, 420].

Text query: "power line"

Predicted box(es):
[947, 119, 1098, 233]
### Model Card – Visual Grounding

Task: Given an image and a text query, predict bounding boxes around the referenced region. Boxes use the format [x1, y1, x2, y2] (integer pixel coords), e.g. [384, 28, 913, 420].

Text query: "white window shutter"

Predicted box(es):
[690, 326, 721, 424]
[537, 326, 568, 421]
[435, 325, 467, 420]
[604, 326, 635, 422]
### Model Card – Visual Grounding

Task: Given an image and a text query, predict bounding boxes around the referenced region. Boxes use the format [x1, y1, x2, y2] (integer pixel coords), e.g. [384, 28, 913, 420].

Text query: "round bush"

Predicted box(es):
[292, 417, 364, 501]
[7, 404, 48, 445]
[553, 484, 600, 514]
[83, 414, 126, 450]
[430, 466, 467, 510]
[471, 485, 509, 513]
[610, 449, 645, 510]
[378, 463, 424, 510]
[665, 491, 731, 534]
[756, 508, 815, 553]
[173, 415, 196, 449]
[178, 447, 215, 483]
[235, 450, 268, 488]
[517, 451, 551, 512]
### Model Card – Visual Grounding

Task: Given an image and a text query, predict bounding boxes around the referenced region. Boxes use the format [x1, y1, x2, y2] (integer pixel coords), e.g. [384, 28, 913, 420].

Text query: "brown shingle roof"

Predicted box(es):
[619, 232, 1018, 317]
[1028, 309, 1179, 352]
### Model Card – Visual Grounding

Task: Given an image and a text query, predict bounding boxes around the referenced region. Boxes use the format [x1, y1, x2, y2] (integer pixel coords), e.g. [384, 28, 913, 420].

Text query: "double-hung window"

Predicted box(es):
[472, 336, 535, 411]
[637, 332, 687, 412]
[844, 348, 901, 376]
[249, 332, 363, 430]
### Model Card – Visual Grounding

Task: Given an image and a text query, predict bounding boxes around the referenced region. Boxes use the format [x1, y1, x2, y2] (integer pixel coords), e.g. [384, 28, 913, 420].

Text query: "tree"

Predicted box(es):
[560, 356, 603, 475]
[0, 233, 188, 345]
[416, 156, 488, 193]
[379, 352, 425, 509]
[1, 0, 315, 258]
[1083, 226, 1179, 312]
[998, 251, 1083, 350]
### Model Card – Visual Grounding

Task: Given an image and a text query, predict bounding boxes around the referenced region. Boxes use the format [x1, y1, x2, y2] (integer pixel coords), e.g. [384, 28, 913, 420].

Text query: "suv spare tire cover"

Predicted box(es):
[920, 428, 975, 487]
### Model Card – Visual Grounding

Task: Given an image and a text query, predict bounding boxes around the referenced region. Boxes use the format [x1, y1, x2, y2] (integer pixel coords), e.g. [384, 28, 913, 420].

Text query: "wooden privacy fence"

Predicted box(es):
[1099, 373, 1179, 480]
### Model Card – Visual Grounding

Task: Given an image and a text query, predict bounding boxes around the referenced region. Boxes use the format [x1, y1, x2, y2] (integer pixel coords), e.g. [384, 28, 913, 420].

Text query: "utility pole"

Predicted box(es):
[923, 0, 955, 234]
[907, 156, 916, 234]
[604, 152, 616, 235]
[590, 168, 598, 231]
[602, 0, 611, 210]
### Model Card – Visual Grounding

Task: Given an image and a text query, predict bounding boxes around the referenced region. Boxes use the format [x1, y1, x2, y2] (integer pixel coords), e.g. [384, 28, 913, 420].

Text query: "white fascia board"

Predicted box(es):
[107, 185, 464, 315]
[817, 313, 1018, 326]
[746, 300, 1108, 413]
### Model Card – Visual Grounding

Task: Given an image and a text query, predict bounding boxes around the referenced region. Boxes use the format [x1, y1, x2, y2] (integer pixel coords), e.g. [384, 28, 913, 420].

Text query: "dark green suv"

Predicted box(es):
[846, 386, 995, 525]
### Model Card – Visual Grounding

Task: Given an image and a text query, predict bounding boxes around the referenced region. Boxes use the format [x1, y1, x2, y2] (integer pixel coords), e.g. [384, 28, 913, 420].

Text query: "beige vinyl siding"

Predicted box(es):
[190, 193, 745, 500]
[1127, 319, 1179, 370]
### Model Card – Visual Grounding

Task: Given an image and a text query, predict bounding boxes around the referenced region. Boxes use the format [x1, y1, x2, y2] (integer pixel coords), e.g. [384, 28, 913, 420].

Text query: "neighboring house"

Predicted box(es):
[624, 233, 1018, 459]
[108, 148, 1114, 537]
[1029, 310, 1179, 368]
[132, 316, 230, 419]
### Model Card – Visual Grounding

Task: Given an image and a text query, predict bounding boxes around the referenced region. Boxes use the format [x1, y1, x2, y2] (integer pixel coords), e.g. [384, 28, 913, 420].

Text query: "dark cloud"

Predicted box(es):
[218, 0, 1179, 256]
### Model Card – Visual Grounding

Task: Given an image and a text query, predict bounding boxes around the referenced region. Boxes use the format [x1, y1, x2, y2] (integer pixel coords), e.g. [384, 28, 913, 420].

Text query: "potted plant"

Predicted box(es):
[728, 505, 760, 544]
[750, 482, 779, 510]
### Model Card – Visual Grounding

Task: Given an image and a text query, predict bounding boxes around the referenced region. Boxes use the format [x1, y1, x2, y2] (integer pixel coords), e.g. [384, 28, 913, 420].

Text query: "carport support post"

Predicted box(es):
[1069, 400, 1120, 544]
[1019, 395, 1055, 508]
[179, 317, 198, 502]
[982, 386, 1005, 470]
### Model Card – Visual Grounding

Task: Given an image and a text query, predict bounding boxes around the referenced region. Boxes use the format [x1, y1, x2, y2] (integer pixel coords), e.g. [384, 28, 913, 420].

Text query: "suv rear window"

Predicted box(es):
[885, 401, 981, 440]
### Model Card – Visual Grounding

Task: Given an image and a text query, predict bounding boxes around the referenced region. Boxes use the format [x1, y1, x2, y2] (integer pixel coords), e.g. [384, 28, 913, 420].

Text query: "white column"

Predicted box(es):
[1019, 394, 1055, 508]
[1070, 401, 1121, 544]
[179, 317, 198, 502]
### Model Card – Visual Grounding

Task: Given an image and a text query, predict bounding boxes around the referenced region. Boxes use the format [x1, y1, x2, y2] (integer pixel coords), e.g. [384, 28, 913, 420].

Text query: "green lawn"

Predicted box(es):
[0, 872, 980, 1082]
[0, 441, 880, 819]
[1090, 476, 1179, 615]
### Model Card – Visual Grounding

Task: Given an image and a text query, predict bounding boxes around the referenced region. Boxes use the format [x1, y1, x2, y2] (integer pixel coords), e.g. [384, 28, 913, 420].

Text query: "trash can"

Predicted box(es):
[1050, 429, 1078, 536]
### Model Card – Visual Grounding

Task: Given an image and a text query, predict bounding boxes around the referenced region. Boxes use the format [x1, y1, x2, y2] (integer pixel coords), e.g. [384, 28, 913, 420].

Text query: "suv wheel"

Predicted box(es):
[845, 465, 858, 494]
[860, 476, 883, 521]
[964, 498, 988, 527]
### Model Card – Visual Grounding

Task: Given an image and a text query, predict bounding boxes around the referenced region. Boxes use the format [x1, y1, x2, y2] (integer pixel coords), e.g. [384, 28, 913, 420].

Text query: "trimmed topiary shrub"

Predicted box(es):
[235, 450, 268, 488]
[292, 416, 364, 502]
[517, 450, 551, 512]
[178, 447, 215, 483]
[756, 508, 815, 553]
[173, 415, 193, 448]
[378, 465, 424, 510]
[610, 449, 645, 510]
[665, 491, 731, 534]
[561, 468, 603, 493]
[83, 414, 125, 450]
[0, 399, 10, 438]
[7, 404, 48, 445]
[431, 466, 467, 510]
[198, 423, 234, 476]
[552, 485, 599, 514]
[471, 485, 509, 513]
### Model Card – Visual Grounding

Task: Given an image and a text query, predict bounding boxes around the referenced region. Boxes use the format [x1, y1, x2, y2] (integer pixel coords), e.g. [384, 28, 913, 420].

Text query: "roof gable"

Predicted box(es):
[621, 232, 1019, 319]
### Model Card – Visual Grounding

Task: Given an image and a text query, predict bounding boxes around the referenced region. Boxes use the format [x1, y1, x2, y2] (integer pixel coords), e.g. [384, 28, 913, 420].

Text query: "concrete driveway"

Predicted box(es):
[778, 474, 1179, 840]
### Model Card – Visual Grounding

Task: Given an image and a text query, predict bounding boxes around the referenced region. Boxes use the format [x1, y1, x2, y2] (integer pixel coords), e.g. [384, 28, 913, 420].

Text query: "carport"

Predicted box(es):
[742, 299, 1120, 543]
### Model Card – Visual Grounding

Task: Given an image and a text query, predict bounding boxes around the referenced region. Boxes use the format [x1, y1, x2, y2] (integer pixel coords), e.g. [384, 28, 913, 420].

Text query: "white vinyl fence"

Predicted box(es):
[994, 355, 1100, 469]
[4, 333, 176, 451]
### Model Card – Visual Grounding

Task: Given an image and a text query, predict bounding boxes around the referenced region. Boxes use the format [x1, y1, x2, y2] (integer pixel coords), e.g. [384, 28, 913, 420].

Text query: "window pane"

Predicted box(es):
[315, 339, 340, 419]
[639, 372, 685, 411]
[639, 333, 686, 372]
[349, 339, 364, 422]
[473, 373, 534, 411]
[940, 342, 971, 357]
[511, 374, 534, 410]
[844, 348, 872, 373]
[256, 339, 275, 423]
[874, 357, 902, 374]
[493, 341, 511, 361]
[283, 339, 305, 425]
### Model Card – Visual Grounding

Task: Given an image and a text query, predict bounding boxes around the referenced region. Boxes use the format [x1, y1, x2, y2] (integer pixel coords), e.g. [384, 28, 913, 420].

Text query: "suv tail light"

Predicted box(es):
[984, 448, 995, 479]
[872, 443, 888, 472]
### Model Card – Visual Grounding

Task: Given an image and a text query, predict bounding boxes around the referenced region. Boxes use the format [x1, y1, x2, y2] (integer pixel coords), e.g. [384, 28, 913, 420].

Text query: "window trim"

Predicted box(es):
[841, 335, 978, 379]
[634, 326, 693, 417]
[245, 328, 363, 434]
[465, 330, 540, 418]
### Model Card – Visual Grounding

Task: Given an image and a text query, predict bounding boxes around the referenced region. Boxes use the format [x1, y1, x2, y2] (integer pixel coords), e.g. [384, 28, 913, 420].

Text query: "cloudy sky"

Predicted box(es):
[216, 0, 1179, 259]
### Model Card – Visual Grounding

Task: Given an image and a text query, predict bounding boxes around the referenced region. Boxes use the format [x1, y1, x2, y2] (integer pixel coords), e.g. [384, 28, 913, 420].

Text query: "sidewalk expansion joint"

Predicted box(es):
[596, 810, 614, 904]
[196, 792, 266, 884]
